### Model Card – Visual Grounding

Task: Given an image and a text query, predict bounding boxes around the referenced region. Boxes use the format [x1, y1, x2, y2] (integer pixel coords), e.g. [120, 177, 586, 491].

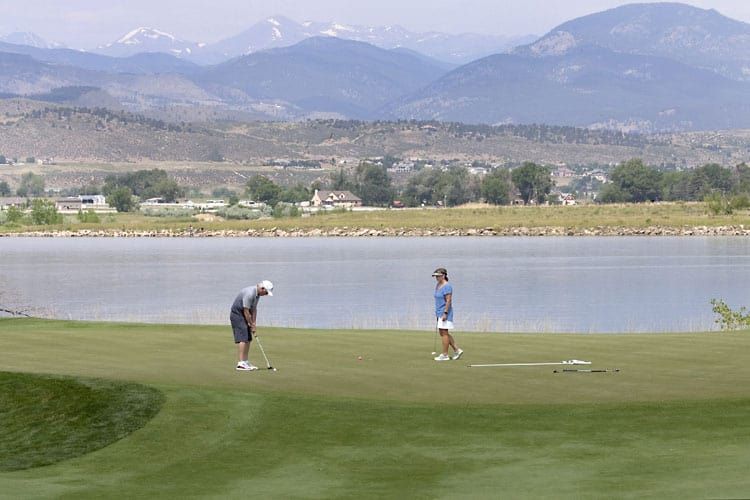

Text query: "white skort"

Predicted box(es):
[436, 318, 454, 330]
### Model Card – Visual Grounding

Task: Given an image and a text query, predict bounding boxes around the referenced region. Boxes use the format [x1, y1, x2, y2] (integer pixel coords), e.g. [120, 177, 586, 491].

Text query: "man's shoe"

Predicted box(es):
[236, 361, 259, 371]
[452, 349, 464, 360]
[434, 353, 451, 361]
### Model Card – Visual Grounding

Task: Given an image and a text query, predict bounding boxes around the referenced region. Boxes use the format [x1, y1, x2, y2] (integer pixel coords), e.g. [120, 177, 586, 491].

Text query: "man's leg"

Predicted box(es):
[238, 341, 250, 362]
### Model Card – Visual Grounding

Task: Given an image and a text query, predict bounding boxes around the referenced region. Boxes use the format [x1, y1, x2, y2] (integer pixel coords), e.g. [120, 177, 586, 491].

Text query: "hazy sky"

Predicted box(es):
[1, 0, 750, 48]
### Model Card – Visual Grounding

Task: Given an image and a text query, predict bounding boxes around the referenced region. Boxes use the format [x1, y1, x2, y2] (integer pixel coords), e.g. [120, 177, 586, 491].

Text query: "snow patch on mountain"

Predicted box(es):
[117, 27, 177, 45]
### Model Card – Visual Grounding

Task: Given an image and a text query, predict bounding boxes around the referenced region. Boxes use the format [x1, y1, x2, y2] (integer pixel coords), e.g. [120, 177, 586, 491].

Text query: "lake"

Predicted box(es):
[1, 237, 749, 332]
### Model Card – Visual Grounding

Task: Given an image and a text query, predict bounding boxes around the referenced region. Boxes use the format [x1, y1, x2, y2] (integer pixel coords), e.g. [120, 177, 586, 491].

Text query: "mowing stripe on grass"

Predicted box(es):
[0, 371, 164, 471]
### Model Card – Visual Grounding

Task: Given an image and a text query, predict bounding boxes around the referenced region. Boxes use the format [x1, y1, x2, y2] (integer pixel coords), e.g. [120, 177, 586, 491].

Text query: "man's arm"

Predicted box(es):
[250, 307, 257, 333]
[242, 307, 254, 332]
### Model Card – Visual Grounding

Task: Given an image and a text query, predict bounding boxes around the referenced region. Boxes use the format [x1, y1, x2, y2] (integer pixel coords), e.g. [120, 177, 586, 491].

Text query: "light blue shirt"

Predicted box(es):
[434, 282, 454, 321]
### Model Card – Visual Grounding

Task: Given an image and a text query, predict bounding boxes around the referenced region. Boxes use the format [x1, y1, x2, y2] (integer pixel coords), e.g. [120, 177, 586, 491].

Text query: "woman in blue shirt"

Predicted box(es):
[432, 267, 463, 361]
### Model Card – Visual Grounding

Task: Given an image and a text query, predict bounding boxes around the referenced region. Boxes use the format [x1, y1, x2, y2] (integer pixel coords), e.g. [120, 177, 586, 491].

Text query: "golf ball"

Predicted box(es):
[357, 356, 363, 361]
[431, 352, 437, 355]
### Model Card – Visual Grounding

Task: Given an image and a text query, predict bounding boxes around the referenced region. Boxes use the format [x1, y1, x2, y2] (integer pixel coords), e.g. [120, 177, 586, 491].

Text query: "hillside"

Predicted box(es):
[0, 100, 747, 169]
[387, 44, 750, 130]
[196, 37, 450, 119]
[524, 2, 750, 82]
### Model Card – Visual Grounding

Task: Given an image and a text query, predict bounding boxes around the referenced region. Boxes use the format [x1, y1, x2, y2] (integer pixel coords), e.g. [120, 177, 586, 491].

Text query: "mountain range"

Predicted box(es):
[92, 16, 532, 65]
[2, 3, 750, 131]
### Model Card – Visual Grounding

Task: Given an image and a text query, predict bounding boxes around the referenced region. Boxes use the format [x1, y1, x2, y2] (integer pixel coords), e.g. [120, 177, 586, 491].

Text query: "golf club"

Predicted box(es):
[255, 335, 277, 372]
[431, 323, 438, 356]
[553, 368, 619, 373]
[468, 359, 591, 368]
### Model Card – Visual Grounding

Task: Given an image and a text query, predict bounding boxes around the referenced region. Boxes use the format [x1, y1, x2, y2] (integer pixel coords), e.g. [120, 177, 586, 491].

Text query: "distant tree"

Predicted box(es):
[733, 163, 750, 194]
[279, 183, 311, 204]
[330, 168, 354, 191]
[211, 187, 237, 199]
[600, 159, 662, 203]
[107, 187, 136, 212]
[402, 166, 477, 207]
[245, 175, 281, 206]
[0, 155, 6, 164]
[29, 199, 62, 225]
[25, 157, 36, 164]
[353, 162, 393, 207]
[0, 181, 10, 196]
[16, 172, 45, 197]
[690, 163, 733, 198]
[79, 183, 102, 195]
[481, 168, 513, 205]
[102, 169, 183, 202]
[511, 162, 552, 204]
[597, 184, 629, 203]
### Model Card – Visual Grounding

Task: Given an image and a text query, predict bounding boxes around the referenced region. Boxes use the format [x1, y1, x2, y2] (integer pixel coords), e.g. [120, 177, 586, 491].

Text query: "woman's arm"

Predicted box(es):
[443, 293, 452, 318]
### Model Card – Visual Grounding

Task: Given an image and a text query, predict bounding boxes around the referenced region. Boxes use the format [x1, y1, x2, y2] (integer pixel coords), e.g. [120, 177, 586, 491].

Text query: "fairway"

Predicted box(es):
[2, 318, 750, 498]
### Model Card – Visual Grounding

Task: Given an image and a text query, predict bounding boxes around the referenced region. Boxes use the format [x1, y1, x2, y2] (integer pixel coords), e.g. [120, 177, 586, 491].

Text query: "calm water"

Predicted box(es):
[1, 237, 749, 332]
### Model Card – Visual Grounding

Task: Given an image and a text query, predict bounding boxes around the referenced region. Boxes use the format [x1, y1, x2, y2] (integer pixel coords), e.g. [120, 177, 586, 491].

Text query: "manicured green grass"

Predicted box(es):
[2, 202, 749, 234]
[0, 372, 164, 471]
[2, 318, 750, 498]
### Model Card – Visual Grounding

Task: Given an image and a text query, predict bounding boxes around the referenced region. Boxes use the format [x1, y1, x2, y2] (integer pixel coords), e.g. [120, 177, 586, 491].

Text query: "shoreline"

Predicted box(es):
[1, 225, 750, 237]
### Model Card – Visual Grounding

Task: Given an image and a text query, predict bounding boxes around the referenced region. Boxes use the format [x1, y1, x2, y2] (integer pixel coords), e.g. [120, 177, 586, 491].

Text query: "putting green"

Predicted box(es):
[2, 318, 750, 498]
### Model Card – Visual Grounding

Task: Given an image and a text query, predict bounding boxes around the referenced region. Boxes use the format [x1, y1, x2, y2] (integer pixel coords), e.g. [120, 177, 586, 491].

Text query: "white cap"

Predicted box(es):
[259, 280, 274, 296]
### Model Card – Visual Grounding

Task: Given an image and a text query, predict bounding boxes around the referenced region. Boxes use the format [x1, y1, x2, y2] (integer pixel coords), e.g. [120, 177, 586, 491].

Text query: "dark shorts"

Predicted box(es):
[230, 311, 252, 343]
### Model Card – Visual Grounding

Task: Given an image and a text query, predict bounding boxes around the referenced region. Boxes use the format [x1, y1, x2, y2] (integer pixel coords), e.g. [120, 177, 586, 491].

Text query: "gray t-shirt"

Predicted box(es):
[231, 286, 259, 315]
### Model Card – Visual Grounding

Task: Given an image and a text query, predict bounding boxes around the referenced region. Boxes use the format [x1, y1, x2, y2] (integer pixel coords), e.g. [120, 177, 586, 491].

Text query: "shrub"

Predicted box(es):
[5, 205, 24, 224]
[705, 192, 732, 215]
[730, 193, 750, 211]
[711, 299, 750, 330]
[30, 199, 62, 225]
[140, 208, 195, 218]
[215, 206, 265, 220]
[273, 203, 301, 218]
[76, 209, 100, 223]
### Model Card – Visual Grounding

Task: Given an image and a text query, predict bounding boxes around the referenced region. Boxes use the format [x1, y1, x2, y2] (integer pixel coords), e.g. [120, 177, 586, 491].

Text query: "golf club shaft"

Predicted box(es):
[468, 360, 590, 368]
[433, 323, 438, 354]
[553, 368, 619, 373]
[255, 335, 273, 369]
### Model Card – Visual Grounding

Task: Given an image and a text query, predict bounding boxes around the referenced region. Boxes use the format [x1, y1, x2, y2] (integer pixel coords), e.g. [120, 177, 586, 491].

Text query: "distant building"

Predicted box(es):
[0, 197, 25, 210]
[55, 195, 110, 212]
[311, 190, 362, 208]
[388, 161, 414, 173]
[553, 166, 575, 177]
[559, 193, 577, 205]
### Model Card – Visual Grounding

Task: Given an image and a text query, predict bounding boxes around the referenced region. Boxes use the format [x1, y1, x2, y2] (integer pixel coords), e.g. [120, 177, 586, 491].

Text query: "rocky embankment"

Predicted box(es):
[2, 225, 750, 237]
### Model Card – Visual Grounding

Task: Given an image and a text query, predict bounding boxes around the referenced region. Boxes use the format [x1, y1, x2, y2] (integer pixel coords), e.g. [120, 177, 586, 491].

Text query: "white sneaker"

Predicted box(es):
[236, 361, 259, 371]
[434, 353, 451, 361]
[452, 349, 464, 360]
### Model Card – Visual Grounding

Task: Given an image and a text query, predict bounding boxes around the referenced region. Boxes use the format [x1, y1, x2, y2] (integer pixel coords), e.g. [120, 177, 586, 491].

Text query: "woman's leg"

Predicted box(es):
[440, 329, 450, 354]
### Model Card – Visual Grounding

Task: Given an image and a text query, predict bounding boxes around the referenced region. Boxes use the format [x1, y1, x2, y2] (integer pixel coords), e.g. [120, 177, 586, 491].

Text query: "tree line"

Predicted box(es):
[244, 161, 553, 208]
[598, 159, 750, 211]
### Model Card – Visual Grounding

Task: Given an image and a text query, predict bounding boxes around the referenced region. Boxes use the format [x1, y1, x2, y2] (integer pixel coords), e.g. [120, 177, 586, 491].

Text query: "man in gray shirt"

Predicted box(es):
[231, 280, 274, 371]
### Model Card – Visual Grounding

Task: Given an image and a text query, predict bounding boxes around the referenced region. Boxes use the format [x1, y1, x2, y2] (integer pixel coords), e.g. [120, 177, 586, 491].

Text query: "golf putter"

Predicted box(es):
[255, 335, 277, 372]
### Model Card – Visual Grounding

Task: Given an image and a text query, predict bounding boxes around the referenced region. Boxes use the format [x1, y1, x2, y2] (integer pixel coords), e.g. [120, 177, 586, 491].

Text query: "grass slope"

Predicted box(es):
[2, 202, 750, 235]
[0, 372, 164, 471]
[2, 318, 750, 498]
